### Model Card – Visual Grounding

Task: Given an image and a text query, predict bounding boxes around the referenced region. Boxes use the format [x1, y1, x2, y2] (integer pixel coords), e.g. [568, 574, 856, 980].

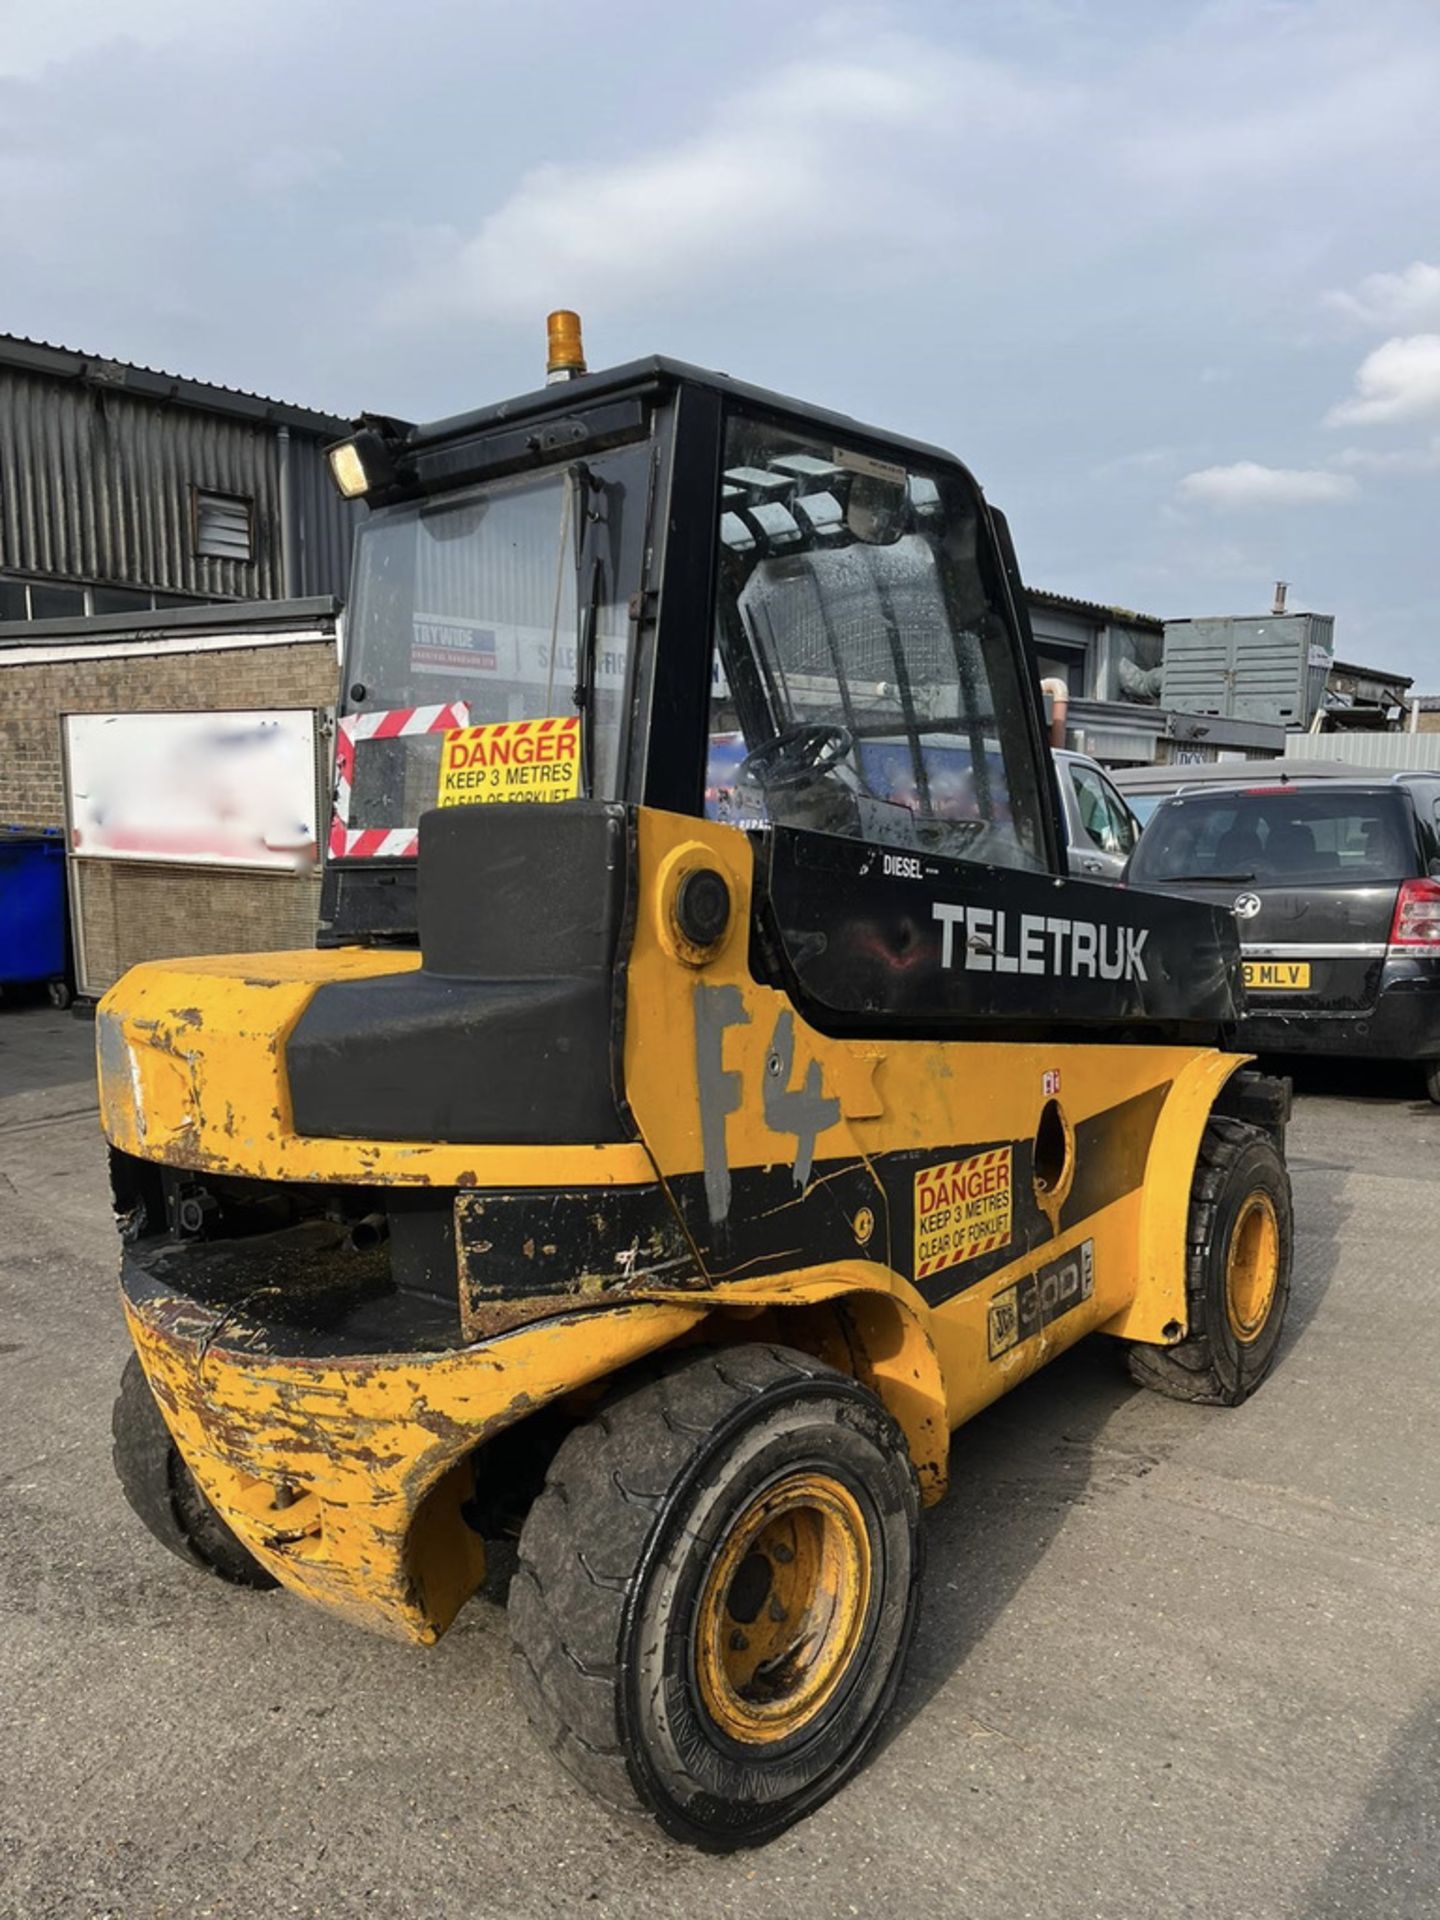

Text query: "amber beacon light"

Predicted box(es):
[546, 310, 587, 383]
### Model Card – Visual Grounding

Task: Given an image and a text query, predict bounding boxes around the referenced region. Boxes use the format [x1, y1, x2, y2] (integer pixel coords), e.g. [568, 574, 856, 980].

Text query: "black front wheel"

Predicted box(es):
[1422, 1059, 1440, 1106]
[509, 1344, 922, 1849]
[111, 1355, 278, 1589]
[1128, 1116, 1292, 1406]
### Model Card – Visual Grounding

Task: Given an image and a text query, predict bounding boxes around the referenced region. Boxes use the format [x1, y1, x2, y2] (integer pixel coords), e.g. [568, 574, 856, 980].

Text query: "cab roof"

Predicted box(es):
[378, 355, 980, 488]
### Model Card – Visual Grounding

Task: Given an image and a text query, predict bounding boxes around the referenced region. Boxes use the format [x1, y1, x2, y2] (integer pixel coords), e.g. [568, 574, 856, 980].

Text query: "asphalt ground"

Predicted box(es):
[1, 997, 1436, 1920]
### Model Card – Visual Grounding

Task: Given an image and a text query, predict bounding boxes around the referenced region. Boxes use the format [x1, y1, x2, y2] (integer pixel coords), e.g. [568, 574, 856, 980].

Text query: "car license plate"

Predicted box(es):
[1243, 960, 1311, 990]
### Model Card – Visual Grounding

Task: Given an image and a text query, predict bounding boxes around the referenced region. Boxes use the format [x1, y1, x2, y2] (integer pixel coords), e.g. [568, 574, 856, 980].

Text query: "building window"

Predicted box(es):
[0, 574, 209, 622]
[1034, 647, 1085, 694]
[27, 582, 88, 620]
[90, 585, 158, 616]
[192, 488, 254, 562]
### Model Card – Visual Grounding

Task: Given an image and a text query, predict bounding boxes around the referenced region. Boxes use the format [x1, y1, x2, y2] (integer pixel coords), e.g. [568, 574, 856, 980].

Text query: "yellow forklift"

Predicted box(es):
[103, 317, 1292, 1849]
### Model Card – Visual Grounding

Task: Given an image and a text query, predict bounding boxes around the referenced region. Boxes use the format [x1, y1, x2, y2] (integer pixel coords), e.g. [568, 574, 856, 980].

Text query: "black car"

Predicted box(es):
[1124, 772, 1440, 1100]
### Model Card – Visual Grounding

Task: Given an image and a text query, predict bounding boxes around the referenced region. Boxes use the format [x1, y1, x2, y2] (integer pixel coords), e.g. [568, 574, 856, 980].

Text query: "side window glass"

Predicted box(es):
[706, 412, 1047, 873]
[1099, 772, 1137, 855]
[1070, 764, 1128, 855]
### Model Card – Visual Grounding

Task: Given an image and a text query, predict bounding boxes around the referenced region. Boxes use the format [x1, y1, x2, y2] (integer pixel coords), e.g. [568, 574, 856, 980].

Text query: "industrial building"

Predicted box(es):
[0, 334, 356, 620]
[1029, 588, 1283, 765]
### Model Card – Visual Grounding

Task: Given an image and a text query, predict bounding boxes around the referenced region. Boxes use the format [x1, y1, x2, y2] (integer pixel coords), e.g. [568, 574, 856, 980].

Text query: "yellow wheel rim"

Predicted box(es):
[695, 1471, 872, 1745]
[1225, 1191, 1280, 1344]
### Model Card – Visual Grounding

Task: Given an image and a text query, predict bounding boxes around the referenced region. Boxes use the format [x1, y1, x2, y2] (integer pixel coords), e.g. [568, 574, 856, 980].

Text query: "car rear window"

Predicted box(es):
[1129, 788, 1417, 885]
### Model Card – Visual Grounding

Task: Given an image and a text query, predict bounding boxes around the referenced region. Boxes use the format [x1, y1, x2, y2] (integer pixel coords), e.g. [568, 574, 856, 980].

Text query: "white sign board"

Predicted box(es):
[64, 709, 322, 870]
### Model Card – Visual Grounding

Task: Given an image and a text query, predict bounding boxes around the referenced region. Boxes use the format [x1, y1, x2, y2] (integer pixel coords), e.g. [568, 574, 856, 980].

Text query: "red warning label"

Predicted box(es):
[913, 1147, 1013, 1280]
[436, 716, 580, 807]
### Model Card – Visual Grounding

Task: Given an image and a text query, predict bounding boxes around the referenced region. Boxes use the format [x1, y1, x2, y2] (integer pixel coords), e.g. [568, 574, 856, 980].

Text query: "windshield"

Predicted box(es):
[332, 442, 651, 858]
[1129, 788, 1417, 885]
[705, 412, 1047, 872]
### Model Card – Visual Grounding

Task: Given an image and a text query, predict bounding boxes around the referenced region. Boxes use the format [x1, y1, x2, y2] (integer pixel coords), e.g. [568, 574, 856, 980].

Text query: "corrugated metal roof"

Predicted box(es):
[0, 334, 349, 437]
[1027, 587, 1164, 633]
[0, 368, 355, 596]
[1329, 657, 1412, 686]
[0, 595, 341, 652]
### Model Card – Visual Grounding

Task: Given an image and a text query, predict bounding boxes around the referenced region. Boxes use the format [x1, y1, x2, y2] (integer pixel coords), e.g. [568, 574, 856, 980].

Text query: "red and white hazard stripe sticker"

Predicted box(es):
[328, 701, 469, 860]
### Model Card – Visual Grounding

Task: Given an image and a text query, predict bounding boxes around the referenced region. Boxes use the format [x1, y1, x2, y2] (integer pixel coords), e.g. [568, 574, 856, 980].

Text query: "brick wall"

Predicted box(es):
[72, 860, 323, 995]
[0, 639, 339, 829]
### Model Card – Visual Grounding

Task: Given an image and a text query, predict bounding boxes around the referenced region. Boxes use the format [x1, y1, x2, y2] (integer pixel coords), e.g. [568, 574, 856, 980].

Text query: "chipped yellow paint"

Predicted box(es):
[694, 1469, 871, 1744]
[96, 951, 655, 1189]
[126, 1288, 705, 1643]
[106, 804, 1251, 1648]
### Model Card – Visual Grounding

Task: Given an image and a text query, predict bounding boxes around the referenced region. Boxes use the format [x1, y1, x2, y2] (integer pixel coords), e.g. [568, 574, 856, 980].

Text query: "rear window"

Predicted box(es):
[1129, 788, 1417, 885]
[1123, 793, 1167, 828]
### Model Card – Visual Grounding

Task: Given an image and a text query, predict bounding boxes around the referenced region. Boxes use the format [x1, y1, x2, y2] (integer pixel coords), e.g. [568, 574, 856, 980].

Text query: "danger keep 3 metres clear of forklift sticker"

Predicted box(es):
[436, 717, 581, 807]
[913, 1148, 1013, 1281]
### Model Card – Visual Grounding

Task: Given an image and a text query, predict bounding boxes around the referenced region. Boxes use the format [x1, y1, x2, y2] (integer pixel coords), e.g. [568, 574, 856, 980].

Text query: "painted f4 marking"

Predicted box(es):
[692, 987, 840, 1225]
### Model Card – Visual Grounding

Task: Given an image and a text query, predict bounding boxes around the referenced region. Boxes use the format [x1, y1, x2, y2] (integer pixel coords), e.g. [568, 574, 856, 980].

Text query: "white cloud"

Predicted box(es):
[384, 37, 1064, 325]
[1091, 446, 1177, 479]
[1323, 261, 1440, 331]
[1326, 334, 1440, 426]
[1177, 462, 1358, 510]
[1332, 436, 1440, 472]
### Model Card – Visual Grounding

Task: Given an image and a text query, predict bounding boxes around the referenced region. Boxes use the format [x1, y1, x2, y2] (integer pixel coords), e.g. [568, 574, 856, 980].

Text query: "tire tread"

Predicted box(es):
[1127, 1115, 1290, 1406]
[509, 1343, 876, 1826]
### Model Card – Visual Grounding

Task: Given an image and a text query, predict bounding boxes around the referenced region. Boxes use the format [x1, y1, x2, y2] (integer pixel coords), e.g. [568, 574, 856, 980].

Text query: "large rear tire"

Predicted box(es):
[1128, 1116, 1292, 1406]
[508, 1344, 922, 1849]
[1422, 1059, 1440, 1106]
[111, 1355, 278, 1589]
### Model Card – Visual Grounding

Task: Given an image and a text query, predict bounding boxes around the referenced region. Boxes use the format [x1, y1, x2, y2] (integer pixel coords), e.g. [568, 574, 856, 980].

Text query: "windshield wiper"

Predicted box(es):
[1160, 870, 1256, 884]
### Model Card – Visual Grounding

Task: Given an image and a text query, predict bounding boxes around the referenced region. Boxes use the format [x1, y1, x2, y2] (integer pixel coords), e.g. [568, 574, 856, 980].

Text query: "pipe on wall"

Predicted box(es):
[1038, 676, 1070, 748]
[277, 425, 297, 598]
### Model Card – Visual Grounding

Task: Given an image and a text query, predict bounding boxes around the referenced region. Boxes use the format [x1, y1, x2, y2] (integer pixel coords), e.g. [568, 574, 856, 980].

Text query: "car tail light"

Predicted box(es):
[1388, 877, 1440, 946]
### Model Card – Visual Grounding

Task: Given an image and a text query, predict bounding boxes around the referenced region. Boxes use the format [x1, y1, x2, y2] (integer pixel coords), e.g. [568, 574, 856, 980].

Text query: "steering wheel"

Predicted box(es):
[738, 722, 854, 793]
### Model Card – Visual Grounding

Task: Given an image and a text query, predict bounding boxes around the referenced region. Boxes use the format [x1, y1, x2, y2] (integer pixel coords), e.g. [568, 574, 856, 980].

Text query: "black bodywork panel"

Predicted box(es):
[759, 827, 1241, 1038]
[289, 803, 635, 1145]
[118, 1222, 464, 1358]
[454, 1184, 701, 1332]
[657, 1080, 1171, 1299]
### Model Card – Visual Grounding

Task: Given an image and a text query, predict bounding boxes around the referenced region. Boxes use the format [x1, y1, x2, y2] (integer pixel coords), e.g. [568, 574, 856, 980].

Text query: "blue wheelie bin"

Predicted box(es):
[0, 827, 71, 1007]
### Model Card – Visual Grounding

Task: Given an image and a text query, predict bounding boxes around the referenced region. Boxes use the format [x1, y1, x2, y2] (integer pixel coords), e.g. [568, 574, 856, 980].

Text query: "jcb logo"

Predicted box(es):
[988, 1296, 1019, 1353]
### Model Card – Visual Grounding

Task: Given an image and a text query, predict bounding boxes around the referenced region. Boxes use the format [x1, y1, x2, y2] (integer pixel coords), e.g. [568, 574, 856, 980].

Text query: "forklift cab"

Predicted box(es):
[322, 352, 1058, 946]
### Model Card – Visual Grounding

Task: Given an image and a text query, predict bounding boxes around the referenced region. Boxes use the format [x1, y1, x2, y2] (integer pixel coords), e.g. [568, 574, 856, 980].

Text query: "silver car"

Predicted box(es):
[1052, 748, 1140, 881]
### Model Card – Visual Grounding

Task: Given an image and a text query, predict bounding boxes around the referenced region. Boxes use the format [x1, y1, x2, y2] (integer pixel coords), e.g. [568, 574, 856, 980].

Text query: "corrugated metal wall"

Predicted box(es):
[0, 368, 354, 598]
[1283, 733, 1440, 771]
[284, 433, 357, 599]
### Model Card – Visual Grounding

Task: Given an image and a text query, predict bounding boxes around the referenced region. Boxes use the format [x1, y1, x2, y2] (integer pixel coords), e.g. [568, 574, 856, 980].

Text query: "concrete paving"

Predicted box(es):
[1, 1001, 1436, 1919]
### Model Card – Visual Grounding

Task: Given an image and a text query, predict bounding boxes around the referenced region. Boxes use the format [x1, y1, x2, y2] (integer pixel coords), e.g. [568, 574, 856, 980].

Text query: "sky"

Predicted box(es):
[2, 0, 1438, 679]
